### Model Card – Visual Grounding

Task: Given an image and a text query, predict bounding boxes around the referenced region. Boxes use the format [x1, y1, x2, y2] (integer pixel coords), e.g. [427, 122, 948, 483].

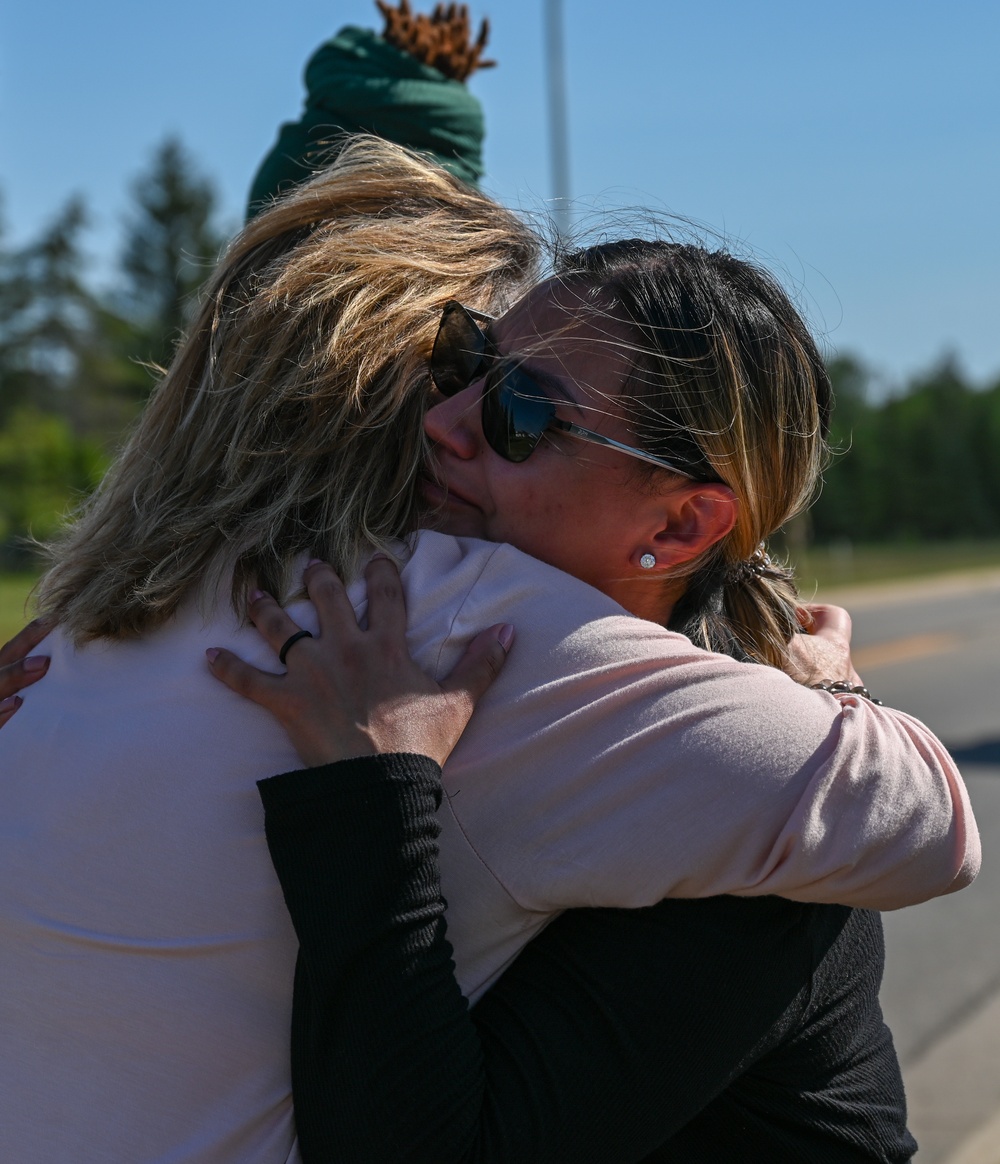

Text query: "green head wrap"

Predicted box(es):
[247, 26, 485, 218]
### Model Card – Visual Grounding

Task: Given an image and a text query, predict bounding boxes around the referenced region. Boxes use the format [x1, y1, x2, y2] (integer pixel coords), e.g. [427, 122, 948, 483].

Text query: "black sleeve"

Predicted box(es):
[258, 755, 833, 1164]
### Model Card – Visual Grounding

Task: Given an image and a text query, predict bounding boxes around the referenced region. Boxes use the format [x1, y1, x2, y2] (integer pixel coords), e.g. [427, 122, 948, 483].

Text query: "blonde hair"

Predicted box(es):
[38, 137, 540, 643]
[558, 240, 831, 670]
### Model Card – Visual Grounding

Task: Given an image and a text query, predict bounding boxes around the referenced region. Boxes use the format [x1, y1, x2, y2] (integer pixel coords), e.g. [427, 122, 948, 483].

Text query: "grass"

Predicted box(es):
[0, 573, 40, 647]
[788, 539, 1000, 594]
[4, 540, 1000, 645]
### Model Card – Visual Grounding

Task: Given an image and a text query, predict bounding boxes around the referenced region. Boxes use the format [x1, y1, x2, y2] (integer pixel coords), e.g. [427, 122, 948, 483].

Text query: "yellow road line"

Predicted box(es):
[853, 632, 961, 671]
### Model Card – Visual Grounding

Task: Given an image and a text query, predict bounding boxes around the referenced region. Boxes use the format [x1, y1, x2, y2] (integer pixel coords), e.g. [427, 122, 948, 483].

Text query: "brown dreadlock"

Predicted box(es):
[376, 1, 496, 82]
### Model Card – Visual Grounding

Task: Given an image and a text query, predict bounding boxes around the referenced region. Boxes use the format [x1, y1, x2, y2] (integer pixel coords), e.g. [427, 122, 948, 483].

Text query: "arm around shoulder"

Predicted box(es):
[447, 620, 980, 915]
[258, 755, 844, 1163]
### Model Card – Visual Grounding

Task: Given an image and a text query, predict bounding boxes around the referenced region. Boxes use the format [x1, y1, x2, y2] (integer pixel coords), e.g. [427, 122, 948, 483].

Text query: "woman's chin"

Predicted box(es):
[417, 480, 489, 540]
[418, 507, 490, 540]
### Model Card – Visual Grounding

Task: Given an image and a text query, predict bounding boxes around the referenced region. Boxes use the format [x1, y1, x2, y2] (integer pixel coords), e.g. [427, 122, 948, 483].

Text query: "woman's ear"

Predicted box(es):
[640, 483, 738, 569]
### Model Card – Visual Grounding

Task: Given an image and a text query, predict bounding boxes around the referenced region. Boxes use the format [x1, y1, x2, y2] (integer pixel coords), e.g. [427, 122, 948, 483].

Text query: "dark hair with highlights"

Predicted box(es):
[557, 239, 831, 668]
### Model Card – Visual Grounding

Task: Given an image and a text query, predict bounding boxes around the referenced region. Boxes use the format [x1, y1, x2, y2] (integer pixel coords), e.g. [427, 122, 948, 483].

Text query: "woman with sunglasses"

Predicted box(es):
[206, 238, 974, 1161]
[0, 144, 973, 1161]
[229, 559, 920, 1163]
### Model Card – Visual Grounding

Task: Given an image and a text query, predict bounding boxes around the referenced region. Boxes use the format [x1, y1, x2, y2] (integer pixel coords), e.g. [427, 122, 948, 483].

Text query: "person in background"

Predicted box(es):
[247, 1, 493, 218]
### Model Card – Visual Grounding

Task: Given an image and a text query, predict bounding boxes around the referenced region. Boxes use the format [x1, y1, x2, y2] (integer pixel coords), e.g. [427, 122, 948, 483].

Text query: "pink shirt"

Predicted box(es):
[0, 530, 978, 1162]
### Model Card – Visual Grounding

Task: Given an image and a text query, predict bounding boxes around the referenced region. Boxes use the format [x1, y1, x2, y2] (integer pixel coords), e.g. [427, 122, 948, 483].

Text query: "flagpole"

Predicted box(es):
[544, 0, 571, 237]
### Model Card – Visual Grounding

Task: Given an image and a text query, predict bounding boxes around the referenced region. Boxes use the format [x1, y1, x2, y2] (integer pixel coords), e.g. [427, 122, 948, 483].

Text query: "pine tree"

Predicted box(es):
[118, 137, 227, 370]
[0, 196, 94, 425]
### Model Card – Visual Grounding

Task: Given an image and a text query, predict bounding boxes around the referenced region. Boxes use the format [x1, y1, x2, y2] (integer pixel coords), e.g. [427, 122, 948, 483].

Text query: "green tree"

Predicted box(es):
[0, 407, 107, 567]
[811, 354, 1000, 544]
[882, 357, 992, 539]
[0, 138, 228, 568]
[975, 376, 1000, 520]
[0, 196, 94, 425]
[811, 355, 878, 542]
[118, 137, 227, 369]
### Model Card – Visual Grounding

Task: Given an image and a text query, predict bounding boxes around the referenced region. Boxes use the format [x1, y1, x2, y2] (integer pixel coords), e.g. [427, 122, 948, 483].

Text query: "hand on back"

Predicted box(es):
[207, 557, 512, 768]
[0, 619, 51, 728]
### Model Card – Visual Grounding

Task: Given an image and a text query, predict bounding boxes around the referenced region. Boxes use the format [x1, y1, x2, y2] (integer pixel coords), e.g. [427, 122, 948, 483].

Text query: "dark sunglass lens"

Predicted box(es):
[431, 303, 488, 397]
[482, 367, 556, 463]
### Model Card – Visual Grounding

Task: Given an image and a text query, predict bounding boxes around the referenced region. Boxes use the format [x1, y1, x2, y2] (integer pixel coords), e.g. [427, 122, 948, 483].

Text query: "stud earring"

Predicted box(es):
[640, 553, 656, 570]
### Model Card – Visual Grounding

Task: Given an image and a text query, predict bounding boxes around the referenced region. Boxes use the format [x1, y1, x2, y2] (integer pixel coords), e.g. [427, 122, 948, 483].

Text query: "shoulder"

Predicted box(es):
[396, 531, 840, 757]
[399, 530, 625, 616]
[397, 529, 703, 671]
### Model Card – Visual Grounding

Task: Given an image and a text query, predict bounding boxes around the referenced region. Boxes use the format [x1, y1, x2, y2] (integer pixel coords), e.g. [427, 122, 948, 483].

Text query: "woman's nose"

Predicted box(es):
[423, 383, 481, 459]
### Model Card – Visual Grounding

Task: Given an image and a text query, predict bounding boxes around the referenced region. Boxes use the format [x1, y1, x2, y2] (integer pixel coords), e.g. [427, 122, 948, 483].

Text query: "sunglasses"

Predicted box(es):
[430, 300, 702, 477]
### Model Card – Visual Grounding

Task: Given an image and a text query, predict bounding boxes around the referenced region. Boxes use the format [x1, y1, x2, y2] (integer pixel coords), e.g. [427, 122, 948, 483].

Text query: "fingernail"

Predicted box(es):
[0, 695, 22, 713]
[497, 624, 515, 652]
[205, 648, 220, 664]
[305, 558, 323, 568]
[370, 552, 390, 562]
[249, 590, 266, 603]
[23, 656, 49, 672]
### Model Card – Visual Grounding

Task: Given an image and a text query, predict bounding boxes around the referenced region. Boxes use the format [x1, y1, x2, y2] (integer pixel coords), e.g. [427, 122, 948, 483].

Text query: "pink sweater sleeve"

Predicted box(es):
[744, 694, 979, 909]
[410, 539, 979, 915]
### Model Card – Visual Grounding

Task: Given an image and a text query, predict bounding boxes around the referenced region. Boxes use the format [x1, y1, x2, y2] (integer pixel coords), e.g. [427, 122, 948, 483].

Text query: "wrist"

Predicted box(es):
[808, 678, 883, 706]
[295, 731, 378, 768]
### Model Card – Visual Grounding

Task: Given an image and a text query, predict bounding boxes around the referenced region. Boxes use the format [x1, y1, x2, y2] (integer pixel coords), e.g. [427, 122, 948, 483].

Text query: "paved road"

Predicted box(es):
[822, 572, 1000, 1162]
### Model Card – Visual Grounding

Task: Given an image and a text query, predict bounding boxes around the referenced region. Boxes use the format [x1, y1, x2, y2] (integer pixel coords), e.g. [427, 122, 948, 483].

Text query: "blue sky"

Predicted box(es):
[3, 0, 998, 388]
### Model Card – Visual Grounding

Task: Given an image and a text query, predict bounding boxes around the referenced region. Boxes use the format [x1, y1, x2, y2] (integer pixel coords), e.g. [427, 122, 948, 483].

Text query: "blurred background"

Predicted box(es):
[3, 5, 1000, 1161]
[2, 0, 999, 617]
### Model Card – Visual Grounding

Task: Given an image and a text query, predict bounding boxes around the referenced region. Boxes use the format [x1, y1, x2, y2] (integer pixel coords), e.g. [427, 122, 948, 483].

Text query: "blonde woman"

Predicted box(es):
[0, 142, 975, 1161]
[0, 140, 537, 1163]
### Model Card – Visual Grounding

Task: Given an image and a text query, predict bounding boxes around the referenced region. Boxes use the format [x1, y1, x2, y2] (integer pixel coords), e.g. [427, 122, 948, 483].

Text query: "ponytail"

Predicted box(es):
[667, 550, 800, 668]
